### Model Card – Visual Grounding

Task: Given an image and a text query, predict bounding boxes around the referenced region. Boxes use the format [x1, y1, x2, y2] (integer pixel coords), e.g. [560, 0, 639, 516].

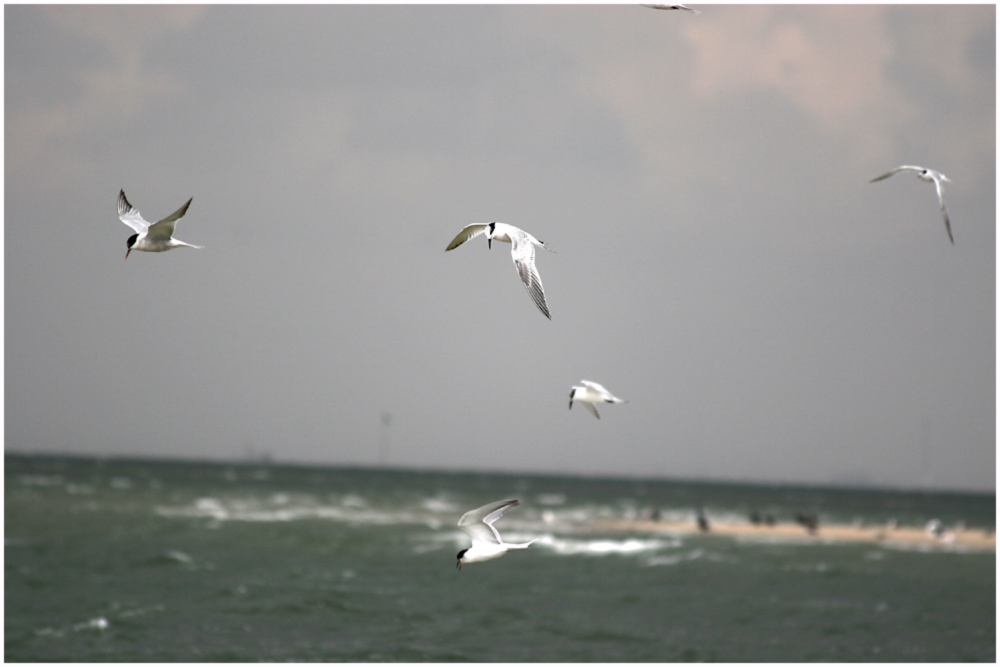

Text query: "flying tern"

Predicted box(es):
[118, 189, 202, 259]
[569, 380, 627, 420]
[445, 222, 553, 319]
[869, 166, 954, 244]
[642, 4, 701, 14]
[456, 499, 537, 569]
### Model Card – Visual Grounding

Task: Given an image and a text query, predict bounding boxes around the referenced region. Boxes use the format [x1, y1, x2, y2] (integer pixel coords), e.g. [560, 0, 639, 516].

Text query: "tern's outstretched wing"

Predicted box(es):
[458, 499, 519, 545]
[118, 189, 150, 234]
[582, 401, 600, 419]
[931, 176, 954, 244]
[445, 224, 488, 251]
[581, 380, 625, 403]
[643, 3, 700, 13]
[869, 165, 921, 183]
[145, 198, 193, 242]
[510, 234, 551, 319]
[580, 380, 612, 397]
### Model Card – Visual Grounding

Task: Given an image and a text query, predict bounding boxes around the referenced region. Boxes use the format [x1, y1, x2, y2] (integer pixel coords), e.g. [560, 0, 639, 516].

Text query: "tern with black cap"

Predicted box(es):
[118, 189, 202, 259]
[869, 166, 955, 244]
[569, 380, 627, 420]
[456, 499, 537, 570]
[445, 222, 553, 319]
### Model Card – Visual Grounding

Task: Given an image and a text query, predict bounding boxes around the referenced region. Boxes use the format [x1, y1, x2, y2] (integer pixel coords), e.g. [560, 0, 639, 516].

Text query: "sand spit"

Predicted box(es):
[592, 519, 995, 551]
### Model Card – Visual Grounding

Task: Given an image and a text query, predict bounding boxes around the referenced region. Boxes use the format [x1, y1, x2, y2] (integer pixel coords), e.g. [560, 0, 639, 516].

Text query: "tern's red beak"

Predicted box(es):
[125, 248, 132, 260]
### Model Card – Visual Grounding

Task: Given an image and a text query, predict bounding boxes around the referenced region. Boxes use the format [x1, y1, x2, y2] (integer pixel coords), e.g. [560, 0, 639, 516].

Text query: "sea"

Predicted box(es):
[5, 453, 995, 662]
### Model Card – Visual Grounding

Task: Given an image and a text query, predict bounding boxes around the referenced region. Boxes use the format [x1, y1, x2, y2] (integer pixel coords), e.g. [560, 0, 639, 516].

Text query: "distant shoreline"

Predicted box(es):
[593, 519, 996, 551]
[5, 451, 995, 497]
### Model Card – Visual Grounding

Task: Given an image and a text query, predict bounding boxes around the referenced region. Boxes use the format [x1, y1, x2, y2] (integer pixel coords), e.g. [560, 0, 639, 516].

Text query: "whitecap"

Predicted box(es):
[195, 497, 229, 520]
[645, 548, 708, 567]
[117, 605, 164, 619]
[157, 496, 437, 528]
[19, 474, 63, 486]
[411, 541, 447, 555]
[165, 550, 193, 564]
[536, 535, 681, 556]
[882, 541, 983, 554]
[73, 617, 109, 632]
[340, 494, 367, 508]
[421, 496, 459, 513]
[34, 627, 64, 638]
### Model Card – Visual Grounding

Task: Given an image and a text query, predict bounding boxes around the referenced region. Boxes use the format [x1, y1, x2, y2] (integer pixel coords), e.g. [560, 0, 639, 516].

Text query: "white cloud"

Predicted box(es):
[686, 7, 902, 127]
[7, 7, 206, 180]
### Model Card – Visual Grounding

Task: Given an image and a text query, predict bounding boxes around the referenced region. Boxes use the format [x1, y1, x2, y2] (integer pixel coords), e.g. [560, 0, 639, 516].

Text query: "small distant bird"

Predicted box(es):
[925, 519, 945, 539]
[869, 166, 954, 244]
[642, 4, 700, 14]
[696, 508, 710, 532]
[456, 499, 537, 570]
[445, 222, 553, 319]
[795, 512, 819, 535]
[118, 189, 202, 259]
[568, 380, 627, 420]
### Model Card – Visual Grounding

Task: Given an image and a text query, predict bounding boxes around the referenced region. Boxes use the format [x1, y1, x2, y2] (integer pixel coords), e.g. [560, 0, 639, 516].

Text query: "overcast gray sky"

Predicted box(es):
[5, 4, 995, 492]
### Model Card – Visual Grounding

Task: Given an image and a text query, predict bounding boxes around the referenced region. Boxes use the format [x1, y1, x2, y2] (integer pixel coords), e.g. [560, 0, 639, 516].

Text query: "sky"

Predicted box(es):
[4, 4, 995, 492]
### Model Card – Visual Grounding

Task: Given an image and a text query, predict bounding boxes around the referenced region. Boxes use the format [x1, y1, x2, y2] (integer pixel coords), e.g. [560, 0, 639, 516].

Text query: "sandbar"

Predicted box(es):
[591, 519, 995, 551]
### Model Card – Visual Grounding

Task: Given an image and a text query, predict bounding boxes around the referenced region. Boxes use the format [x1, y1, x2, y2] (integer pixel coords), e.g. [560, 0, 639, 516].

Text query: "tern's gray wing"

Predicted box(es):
[932, 177, 954, 244]
[145, 197, 193, 242]
[510, 233, 551, 319]
[869, 165, 921, 183]
[459, 499, 519, 544]
[522, 229, 554, 253]
[445, 224, 488, 251]
[643, 3, 700, 12]
[117, 189, 150, 234]
[580, 380, 612, 397]
[582, 401, 600, 419]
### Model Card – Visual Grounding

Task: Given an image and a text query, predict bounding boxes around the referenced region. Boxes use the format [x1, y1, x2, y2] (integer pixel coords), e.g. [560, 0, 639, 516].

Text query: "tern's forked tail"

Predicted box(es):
[507, 538, 539, 550]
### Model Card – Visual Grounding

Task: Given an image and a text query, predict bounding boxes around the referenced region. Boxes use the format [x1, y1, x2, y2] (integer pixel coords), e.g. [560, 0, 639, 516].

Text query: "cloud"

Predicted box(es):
[686, 7, 903, 127]
[682, 5, 994, 169]
[6, 6, 206, 181]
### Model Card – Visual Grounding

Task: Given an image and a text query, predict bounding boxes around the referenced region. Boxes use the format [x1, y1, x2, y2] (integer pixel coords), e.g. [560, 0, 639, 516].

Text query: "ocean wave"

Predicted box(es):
[420, 496, 460, 513]
[647, 547, 739, 567]
[880, 541, 986, 555]
[415, 530, 683, 559]
[32, 605, 164, 643]
[535, 534, 682, 556]
[153, 494, 728, 539]
[154, 495, 443, 528]
[17, 474, 64, 486]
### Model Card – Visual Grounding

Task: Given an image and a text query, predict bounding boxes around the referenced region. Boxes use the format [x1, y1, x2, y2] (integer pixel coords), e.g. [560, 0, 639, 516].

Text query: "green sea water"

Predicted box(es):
[5, 454, 995, 661]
